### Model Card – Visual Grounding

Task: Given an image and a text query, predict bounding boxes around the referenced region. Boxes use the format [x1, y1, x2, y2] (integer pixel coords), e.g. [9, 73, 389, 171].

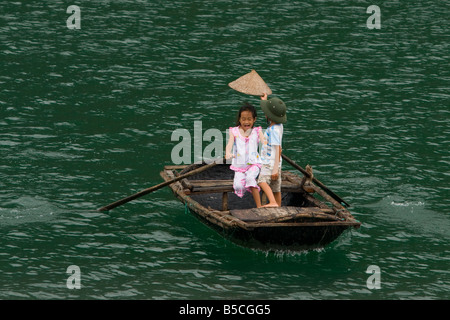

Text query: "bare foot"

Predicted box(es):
[262, 203, 279, 208]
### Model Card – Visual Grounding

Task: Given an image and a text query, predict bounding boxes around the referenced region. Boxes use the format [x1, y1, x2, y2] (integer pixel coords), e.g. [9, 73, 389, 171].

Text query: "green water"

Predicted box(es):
[0, 0, 448, 300]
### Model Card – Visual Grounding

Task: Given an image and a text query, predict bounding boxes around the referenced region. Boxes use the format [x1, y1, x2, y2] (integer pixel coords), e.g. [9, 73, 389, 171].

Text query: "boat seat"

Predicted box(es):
[183, 177, 306, 211]
[185, 179, 303, 194]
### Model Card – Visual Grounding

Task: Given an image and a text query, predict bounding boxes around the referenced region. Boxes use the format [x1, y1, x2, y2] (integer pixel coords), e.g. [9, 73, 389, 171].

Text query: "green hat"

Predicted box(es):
[260, 97, 287, 124]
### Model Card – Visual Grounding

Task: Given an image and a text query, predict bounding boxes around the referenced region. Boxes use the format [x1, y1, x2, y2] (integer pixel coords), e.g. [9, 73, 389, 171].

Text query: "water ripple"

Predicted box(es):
[0, 0, 448, 300]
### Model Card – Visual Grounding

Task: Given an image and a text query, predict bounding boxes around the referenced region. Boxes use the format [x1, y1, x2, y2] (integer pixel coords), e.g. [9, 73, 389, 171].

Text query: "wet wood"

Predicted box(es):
[245, 220, 362, 228]
[230, 206, 336, 223]
[185, 179, 303, 194]
[159, 163, 361, 250]
[163, 165, 189, 170]
[173, 170, 193, 190]
[222, 192, 228, 211]
[281, 153, 350, 207]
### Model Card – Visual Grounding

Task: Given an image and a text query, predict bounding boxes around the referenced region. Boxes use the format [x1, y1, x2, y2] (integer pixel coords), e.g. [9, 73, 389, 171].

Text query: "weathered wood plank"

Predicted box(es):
[163, 165, 189, 170]
[186, 179, 303, 194]
[222, 192, 228, 211]
[230, 206, 336, 222]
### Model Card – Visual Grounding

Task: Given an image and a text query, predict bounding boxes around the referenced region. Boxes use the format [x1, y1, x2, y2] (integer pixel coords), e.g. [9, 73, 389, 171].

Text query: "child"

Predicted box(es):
[258, 93, 287, 207]
[225, 103, 265, 208]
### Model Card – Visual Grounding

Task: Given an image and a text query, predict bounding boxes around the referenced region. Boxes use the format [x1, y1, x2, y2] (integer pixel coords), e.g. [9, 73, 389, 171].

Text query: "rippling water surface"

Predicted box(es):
[0, 0, 449, 299]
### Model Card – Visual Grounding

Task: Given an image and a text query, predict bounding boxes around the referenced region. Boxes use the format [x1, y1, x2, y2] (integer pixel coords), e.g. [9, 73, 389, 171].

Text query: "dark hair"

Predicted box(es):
[235, 102, 257, 126]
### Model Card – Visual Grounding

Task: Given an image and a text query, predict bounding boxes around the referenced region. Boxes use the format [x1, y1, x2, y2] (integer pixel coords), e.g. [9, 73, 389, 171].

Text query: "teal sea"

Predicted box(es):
[0, 0, 448, 300]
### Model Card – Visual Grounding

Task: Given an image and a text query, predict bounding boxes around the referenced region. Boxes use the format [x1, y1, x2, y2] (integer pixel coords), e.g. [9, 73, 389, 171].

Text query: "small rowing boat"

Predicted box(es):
[160, 157, 360, 251]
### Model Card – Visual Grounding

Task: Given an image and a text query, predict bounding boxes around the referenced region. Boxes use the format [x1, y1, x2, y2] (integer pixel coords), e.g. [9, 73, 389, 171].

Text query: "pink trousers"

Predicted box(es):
[233, 166, 261, 198]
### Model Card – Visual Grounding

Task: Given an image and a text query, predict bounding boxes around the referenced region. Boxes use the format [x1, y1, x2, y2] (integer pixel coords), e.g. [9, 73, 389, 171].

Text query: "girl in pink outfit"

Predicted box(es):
[225, 103, 265, 208]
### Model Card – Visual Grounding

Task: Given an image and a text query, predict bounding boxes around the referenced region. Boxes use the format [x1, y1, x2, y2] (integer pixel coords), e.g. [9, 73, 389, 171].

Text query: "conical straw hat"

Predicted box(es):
[228, 70, 272, 96]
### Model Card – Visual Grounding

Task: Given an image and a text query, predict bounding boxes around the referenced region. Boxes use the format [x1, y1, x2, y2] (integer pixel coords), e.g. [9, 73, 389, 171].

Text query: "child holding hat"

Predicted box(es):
[258, 93, 287, 207]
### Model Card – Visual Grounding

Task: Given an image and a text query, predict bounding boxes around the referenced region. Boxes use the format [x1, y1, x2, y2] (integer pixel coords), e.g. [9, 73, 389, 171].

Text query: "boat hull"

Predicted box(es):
[189, 208, 350, 251]
[161, 163, 360, 251]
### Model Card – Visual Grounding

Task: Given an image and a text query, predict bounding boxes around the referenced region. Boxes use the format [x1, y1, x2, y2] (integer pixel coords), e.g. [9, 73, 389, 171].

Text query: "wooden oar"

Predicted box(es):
[97, 159, 222, 212]
[281, 153, 350, 208]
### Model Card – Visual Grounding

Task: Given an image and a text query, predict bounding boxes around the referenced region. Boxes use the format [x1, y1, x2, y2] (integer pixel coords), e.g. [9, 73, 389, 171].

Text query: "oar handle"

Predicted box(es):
[97, 158, 223, 212]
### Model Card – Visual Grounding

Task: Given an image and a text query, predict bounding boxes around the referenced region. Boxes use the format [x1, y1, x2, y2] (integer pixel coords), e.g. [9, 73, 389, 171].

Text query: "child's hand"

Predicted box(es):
[271, 171, 279, 181]
[261, 92, 268, 100]
[225, 151, 234, 160]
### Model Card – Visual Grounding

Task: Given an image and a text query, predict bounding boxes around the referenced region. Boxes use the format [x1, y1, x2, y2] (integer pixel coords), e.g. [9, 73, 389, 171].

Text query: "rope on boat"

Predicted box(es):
[333, 208, 346, 220]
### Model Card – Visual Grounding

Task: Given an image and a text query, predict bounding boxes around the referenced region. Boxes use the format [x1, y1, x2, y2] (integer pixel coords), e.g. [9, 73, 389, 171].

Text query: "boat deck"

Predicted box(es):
[162, 164, 359, 225]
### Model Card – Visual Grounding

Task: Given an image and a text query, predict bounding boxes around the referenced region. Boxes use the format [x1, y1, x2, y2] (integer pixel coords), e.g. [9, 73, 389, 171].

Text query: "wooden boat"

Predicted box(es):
[160, 159, 361, 251]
